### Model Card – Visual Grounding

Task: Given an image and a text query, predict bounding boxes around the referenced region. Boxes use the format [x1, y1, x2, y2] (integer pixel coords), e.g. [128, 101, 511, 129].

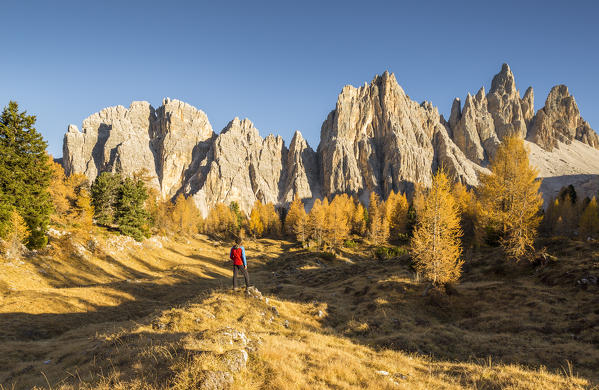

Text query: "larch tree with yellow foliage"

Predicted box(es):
[171, 194, 201, 236]
[326, 195, 351, 249]
[351, 200, 367, 236]
[385, 190, 409, 241]
[477, 136, 543, 260]
[0, 209, 29, 259]
[284, 196, 303, 236]
[294, 206, 309, 244]
[308, 198, 327, 246]
[204, 203, 237, 238]
[249, 202, 264, 237]
[451, 182, 480, 247]
[285, 196, 309, 244]
[261, 202, 282, 237]
[248, 200, 281, 238]
[75, 188, 95, 231]
[579, 197, 599, 238]
[367, 192, 389, 246]
[48, 161, 91, 229]
[410, 170, 463, 287]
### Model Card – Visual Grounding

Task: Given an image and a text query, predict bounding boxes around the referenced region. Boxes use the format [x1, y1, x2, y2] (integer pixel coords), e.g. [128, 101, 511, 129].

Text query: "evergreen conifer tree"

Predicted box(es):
[229, 201, 244, 232]
[0, 189, 12, 239]
[91, 172, 122, 226]
[0, 101, 53, 248]
[115, 178, 151, 241]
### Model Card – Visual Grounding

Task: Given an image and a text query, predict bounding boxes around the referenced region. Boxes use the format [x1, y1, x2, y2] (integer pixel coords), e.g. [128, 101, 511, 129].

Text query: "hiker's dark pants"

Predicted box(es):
[233, 265, 250, 288]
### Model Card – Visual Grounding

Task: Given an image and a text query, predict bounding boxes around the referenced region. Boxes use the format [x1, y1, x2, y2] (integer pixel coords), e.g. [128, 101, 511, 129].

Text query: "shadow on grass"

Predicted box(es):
[257, 244, 599, 384]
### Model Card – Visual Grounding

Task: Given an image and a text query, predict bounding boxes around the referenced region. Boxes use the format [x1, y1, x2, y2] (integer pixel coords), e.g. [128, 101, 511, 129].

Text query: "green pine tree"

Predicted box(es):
[116, 178, 151, 241]
[0, 101, 53, 248]
[91, 172, 121, 226]
[229, 201, 244, 232]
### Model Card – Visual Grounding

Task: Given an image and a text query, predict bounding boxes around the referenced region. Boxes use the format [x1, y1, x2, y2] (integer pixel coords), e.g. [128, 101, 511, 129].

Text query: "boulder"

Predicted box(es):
[198, 370, 233, 390]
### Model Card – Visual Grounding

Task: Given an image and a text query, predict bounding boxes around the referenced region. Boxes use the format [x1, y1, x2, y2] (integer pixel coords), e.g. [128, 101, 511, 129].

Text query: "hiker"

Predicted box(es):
[230, 239, 250, 290]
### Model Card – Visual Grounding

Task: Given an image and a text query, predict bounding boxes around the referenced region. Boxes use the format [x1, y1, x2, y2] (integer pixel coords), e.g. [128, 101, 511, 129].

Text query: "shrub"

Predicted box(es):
[343, 239, 357, 248]
[374, 246, 407, 260]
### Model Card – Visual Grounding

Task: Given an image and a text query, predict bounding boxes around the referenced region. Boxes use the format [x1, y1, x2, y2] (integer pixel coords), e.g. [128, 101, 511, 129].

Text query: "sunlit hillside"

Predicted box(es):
[1, 232, 596, 389]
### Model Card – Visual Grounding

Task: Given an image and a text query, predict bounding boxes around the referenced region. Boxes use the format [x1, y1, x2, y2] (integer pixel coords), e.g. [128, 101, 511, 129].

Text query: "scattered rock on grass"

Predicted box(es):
[206, 327, 249, 346]
[270, 306, 279, 316]
[246, 286, 263, 300]
[221, 349, 248, 371]
[199, 370, 233, 390]
[576, 275, 597, 289]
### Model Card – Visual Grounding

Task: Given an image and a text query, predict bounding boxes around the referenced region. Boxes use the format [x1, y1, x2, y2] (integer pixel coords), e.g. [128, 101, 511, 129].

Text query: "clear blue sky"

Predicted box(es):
[1, 0, 598, 158]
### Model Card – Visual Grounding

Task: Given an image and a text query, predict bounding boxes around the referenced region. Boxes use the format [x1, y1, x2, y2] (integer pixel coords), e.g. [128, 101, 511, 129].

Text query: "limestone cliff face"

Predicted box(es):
[282, 131, 320, 205]
[447, 64, 598, 157]
[63, 64, 599, 214]
[62, 99, 214, 197]
[182, 118, 287, 216]
[151, 98, 215, 198]
[527, 85, 599, 150]
[317, 71, 481, 200]
[63, 101, 159, 188]
[448, 88, 499, 164]
[448, 64, 537, 164]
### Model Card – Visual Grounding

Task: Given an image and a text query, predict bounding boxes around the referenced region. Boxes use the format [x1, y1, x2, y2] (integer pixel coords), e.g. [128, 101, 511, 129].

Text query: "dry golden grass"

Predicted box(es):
[0, 232, 596, 389]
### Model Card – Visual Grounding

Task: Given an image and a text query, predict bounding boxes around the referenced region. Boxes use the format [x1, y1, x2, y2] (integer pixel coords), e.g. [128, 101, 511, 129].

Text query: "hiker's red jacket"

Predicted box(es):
[230, 246, 247, 267]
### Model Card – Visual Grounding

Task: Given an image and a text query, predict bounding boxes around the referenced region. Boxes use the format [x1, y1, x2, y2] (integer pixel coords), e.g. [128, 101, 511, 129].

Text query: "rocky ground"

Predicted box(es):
[0, 233, 597, 389]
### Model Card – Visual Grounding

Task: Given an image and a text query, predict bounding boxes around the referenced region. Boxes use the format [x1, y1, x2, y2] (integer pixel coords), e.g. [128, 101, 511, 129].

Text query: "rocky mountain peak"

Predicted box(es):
[527, 84, 598, 151]
[490, 63, 517, 96]
[290, 130, 306, 147]
[62, 65, 599, 215]
[318, 71, 481, 200]
[545, 85, 575, 111]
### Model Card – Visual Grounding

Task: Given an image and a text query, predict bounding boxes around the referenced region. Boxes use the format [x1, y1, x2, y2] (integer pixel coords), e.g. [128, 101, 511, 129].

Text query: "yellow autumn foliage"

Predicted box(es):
[478, 136, 543, 260]
[411, 170, 463, 286]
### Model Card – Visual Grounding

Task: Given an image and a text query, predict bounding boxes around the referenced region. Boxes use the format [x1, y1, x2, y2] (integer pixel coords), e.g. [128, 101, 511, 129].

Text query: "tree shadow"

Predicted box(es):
[257, 245, 599, 384]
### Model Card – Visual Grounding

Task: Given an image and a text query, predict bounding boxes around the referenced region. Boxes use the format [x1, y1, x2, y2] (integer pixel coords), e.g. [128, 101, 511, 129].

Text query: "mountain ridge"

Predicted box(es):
[63, 64, 599, 215]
